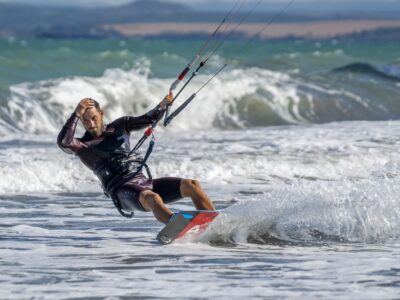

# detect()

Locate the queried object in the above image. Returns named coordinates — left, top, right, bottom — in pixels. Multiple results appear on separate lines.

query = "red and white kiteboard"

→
left=156, top=210, right=220, bottom=245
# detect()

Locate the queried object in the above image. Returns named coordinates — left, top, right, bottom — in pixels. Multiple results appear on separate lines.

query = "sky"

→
left=0, top=0, right=397, bottom=7
left=0, top=0, right=398, bottom=14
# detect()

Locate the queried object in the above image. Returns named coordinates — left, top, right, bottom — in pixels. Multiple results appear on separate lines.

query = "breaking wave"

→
left=0, top=63, right=399, bottom=135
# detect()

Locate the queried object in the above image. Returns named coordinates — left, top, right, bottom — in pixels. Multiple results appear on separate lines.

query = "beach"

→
left=103, top=20, right=400, bottom=38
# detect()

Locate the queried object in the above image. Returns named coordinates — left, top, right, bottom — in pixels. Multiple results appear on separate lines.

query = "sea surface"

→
left=0, top=37, right=400, bottom=299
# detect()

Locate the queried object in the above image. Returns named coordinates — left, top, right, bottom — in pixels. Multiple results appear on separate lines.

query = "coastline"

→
left=102, top=20, right=400, bottom=39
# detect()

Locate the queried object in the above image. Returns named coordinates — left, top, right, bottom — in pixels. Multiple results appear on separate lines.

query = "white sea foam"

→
left=0, top=121, right=399, bottom=196
left=0, top=135, right=96, bottom=193
left=1, top=65, right=382, bottom=135
left=204, top=176, right=400, bottom=244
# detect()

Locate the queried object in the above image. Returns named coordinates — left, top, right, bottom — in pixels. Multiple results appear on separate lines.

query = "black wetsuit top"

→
left=57, top=105, right=166, bottom=194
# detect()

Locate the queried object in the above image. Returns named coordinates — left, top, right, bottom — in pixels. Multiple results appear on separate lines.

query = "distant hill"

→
left=118, top=0, right=191, bottom=13
left=0, top=0, right=399, bottom=39
left=0, top=0, right=284, bottom=38
left=0, top=0, right=194, bottom=37
left=0, top=1, right=188, bottom=28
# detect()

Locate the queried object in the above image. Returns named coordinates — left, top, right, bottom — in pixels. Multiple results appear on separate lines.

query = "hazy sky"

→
left=0, top=0, right=396, bottom=7
left=0, top=0, right=398, bottom=14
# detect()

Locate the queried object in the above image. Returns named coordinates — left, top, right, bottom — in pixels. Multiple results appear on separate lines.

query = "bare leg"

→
left=180, top=179, right=215, bottom=211
left=139, top=190, right=172, bottom=224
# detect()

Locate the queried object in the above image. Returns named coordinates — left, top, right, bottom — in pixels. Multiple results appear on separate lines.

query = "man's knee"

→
left=181, top=179, right=201, bottom=192
left=139, top=190, right=163, bottom=211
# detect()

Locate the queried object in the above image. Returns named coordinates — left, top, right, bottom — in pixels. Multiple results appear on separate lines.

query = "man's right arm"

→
left=57, top=113, right=84, bottom=154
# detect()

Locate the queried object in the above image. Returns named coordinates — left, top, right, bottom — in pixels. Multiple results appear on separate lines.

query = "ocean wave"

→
left=333, top=62, right=400, bottom=81
left=1, top=120, right=399, bottom=194
left=0, top=139, right=95, bottom=194
left=0, top=65, right=399, bottom=135
left=203, top=176, right=400, bottom=245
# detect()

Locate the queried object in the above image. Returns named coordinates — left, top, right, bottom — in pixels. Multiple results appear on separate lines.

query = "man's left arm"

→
left=122, top=94, right=173, bottom=132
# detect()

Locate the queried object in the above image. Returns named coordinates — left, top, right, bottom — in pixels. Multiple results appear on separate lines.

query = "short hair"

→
left=81, top=97, right=102, bottom=112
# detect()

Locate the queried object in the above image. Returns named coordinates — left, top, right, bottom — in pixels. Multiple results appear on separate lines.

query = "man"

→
left=57, top=96, right=215, bottom=224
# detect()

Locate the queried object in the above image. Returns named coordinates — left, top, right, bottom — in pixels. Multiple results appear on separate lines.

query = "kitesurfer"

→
left=57, top=96, right=215, bottom=224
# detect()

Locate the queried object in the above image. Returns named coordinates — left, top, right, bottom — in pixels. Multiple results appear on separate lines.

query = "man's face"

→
left=81, top=107, right=104, bottom=137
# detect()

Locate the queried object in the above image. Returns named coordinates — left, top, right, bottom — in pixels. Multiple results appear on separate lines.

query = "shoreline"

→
left=103, top=20, right=400, bottom=39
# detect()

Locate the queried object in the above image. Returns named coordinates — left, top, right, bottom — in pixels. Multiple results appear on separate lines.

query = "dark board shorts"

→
left=114, top=173, right=183, bottom=212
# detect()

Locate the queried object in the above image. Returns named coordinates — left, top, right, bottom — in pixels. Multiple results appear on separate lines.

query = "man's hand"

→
left=75, top=98, right=95, bottom=118
left=159, top=92, right=174, bottom=110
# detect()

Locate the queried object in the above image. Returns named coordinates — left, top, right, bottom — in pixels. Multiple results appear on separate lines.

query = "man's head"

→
left=80, top=98, right=104, bottom=137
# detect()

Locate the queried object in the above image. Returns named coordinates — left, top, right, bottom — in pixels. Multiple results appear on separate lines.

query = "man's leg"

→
left=180, top=179, right=215, bottom=210
left=139, top=190, right=173, bottom=224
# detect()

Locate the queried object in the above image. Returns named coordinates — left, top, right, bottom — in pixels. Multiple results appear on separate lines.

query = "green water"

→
left=0, top=38, right=399, bottom=90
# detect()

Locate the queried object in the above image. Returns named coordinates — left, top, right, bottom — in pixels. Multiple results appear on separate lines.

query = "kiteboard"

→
left=157, top=210, right=220, bottom=245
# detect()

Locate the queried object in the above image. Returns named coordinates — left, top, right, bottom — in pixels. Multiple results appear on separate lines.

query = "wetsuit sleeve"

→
left=57, top=113, right=85, bottom=154
left=115, top=104, right=166, bottom=132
